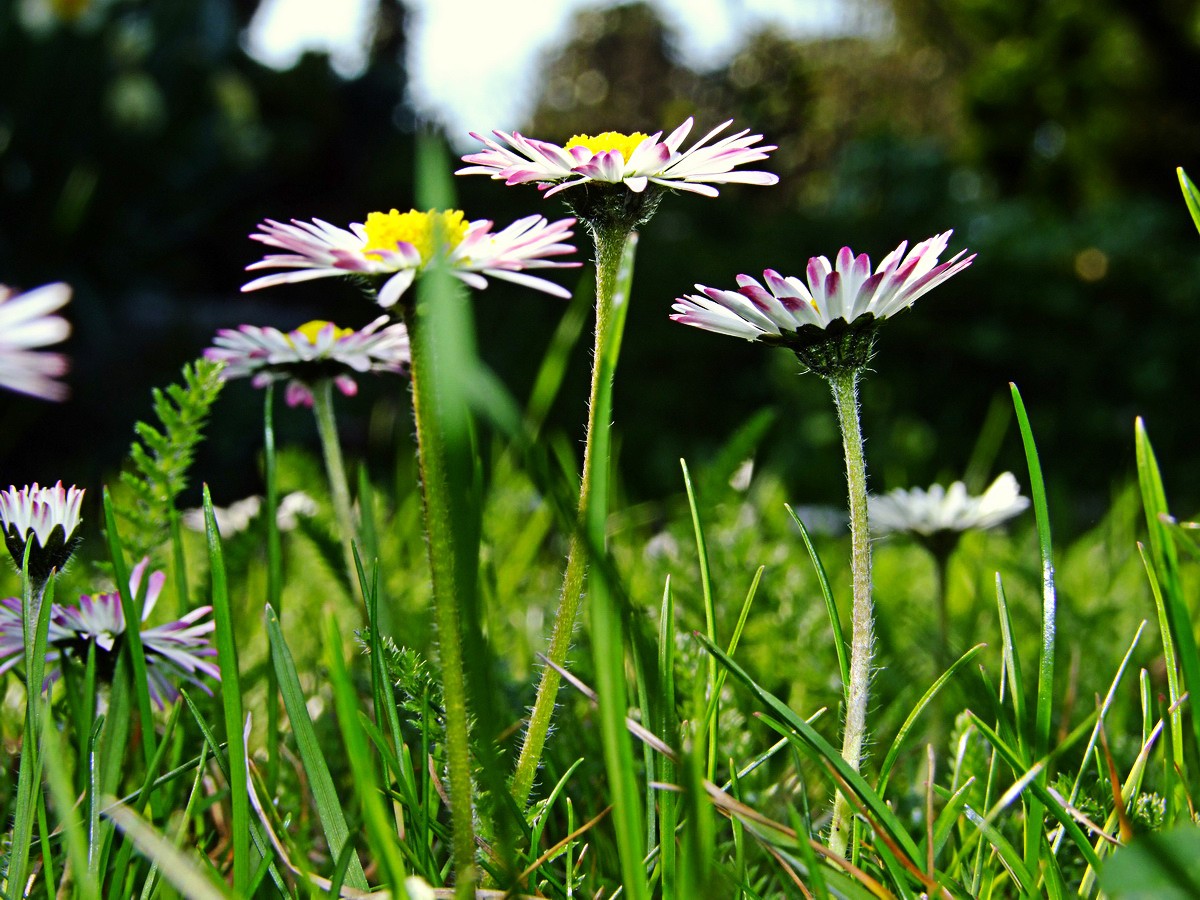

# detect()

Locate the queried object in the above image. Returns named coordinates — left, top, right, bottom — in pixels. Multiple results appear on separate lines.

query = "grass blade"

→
left=1135, top=418, right=1200, bottom=771
left=681, top=458, right=719, bottom=781
left=265, top=603, right=369, bottom=890
left=202, top=484, right=250, bottom=892
left=876, top=643, right=986, bottom=794
left=1009, top=383, right=1058, bottom=867
left=786, top=504, right=849, bottom=694
left=324, top=613, right=410, bottom=892
left=1179, top=167, right=1200, bottom=235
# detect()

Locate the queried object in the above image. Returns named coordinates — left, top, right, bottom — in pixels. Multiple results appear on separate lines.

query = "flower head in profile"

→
left=458, top=117, right=778, bottom=230
left=0, top=558, right=219, bottom=707
left=672, top=232, right=975, bottom=376
left=869, top=472, right=1030, bottom=550
left=0, top=482, right=85, bottom=582
left=205, top=316, right=410, bottom=407
left=242, top=209, right=579, bottom=308
left=0, top=282, right=71, bottom=401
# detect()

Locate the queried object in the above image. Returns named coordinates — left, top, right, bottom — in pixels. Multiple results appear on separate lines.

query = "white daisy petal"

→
left=0, top=283, right=72, bottom=401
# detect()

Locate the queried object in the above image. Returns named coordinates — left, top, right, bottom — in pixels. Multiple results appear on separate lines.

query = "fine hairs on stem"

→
left=510, top=224, right=636, bottom=810
left=827, top=368, right=874, bottom=857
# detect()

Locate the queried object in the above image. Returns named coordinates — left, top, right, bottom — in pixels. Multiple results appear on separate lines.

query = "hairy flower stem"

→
left=510, top=224, right=633, bottom=810
left=311, top=380, right=360, bottom=598
left=404, top=306, right=478, bottom=895
left=828, top=369, right=874, bottom=858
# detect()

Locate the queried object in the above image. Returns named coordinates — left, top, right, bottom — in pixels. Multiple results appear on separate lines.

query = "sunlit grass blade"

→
left=993, top=574, right=1027, bottom=744
left=202, top=484, right=250, bottom=892
left=1135, top=417, right=1200, bottom=769
left=655, top=577, right=679, bottom=896
left=1061, top=622, right=1146, bottom=840
left=966, top=712, right=1102, bottom=872
left=104, top=799, right=232, bottom=900
left=324, top=613, right=409, bottom=892
left=1179, top=167, right=1200, bottom=234
left=786, top=504, right=849, bottom=693
left=409, top=132, right=493, bottom=893
left=103, top=488, right=158, bottom=770
left=1009, top=382, right=1058, bottom=868
left=699, top=566, right=764, bottom=767
left=265, top=603, right=369, bottom=890
left=696, top=634, right=923, bottom=863
left=876, top=643, right=985, bottom=794
left=40, top=657, right=97, bottom=900
left=578, top=230, right=649, bottom=899
left=8, top=546, right=54, bottom=900
left=681, top=458, right=719, bottom=781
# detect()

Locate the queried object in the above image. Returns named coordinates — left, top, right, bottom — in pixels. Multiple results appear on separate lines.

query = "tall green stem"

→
left=311, top=379, right=359, bottom=596
left=404, top=305, right=478, bottom=896
left=827, top=369, right=874, bottom=858
left=510, top=225, right=634, bottom=810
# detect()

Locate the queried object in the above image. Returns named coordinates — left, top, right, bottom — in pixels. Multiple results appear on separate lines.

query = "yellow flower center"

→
left=362, top=209, right=469, bottom=263
left=291, top=321, right=352, bottom=345
left=565, top=131, right=650, bottom=163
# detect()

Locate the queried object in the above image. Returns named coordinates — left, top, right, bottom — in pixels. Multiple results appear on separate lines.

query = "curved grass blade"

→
left=103, top=488, right=158, bottom=770
left=1179, top=167, right=1200, bottom=235
left=1009, top=383, right=1058, bottom=867
left=786, top=504, right=849, bottom=693
left=202, top=485, right=251, bottom=892
left=876, top=643, right=986, bottom=795
left=104, top=799, right=232, bottom=900
left=325, top=614, right=410, bottom=892
left=681, top=458, right=719, bottom=781
left=966, top=712, right=1102, bottom=872
left=696, top=634, right=923, bottom=863
left=1135, top=418, right=1200, bottom=770
left=265, top=604, right=369, bottom=890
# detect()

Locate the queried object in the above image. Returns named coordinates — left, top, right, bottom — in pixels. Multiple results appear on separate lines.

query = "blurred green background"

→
left=3, top=0, right=1199, bottom=534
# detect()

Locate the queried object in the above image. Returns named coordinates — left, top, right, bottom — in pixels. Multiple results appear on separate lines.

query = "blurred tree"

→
left=888, top=0, right=1200, bottom=203
left=0, top=0, right=419, bottom=493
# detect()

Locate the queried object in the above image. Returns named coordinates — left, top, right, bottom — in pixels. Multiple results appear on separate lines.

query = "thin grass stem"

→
left=311, top=377, right=360, bottom=595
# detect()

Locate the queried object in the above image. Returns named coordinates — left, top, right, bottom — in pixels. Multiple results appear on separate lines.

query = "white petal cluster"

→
left=205, top=316, right=410, bottom=407
left=672, top=232, right=974, bottom=343
left=869, top=473, right=1030, bottom=537
left=458, top=117, right=778, bottom=199
left=241, top=212, right=579, bottom=307
left=0, top=482, right=85, bottom=548
left=0, top=283, right=71, bottom=401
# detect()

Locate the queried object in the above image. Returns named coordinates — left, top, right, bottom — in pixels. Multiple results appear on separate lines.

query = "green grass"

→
left=3, top=159, right=1200, bottom=900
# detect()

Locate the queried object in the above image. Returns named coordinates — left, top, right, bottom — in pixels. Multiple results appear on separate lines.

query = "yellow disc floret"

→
left=291, top=320, right=353, bottom=346
left=362, top=209, right=469, bottom=263
left=565, top=131, right=650, bottom=163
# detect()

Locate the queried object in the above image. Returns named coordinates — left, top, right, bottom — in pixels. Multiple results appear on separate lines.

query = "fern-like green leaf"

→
left=110, top=358, right=225, bottom=568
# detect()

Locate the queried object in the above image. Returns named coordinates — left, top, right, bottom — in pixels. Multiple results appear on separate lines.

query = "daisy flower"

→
left=457, top=117, right=779, bottom=200
left=0, top=282, right=71, bottom=401
left=671, top=231, right=975, bottom=375
left=241, top=209, right=579, bottom=308
left=869, top=473, right=1030, bottom=539
left=0, top=482, right=86, bottom=582
left=205, top=316, right=410, bottom=407
left=180, top=491, right=317, bottom=536
left=0, top=558, right=219, bottom=707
